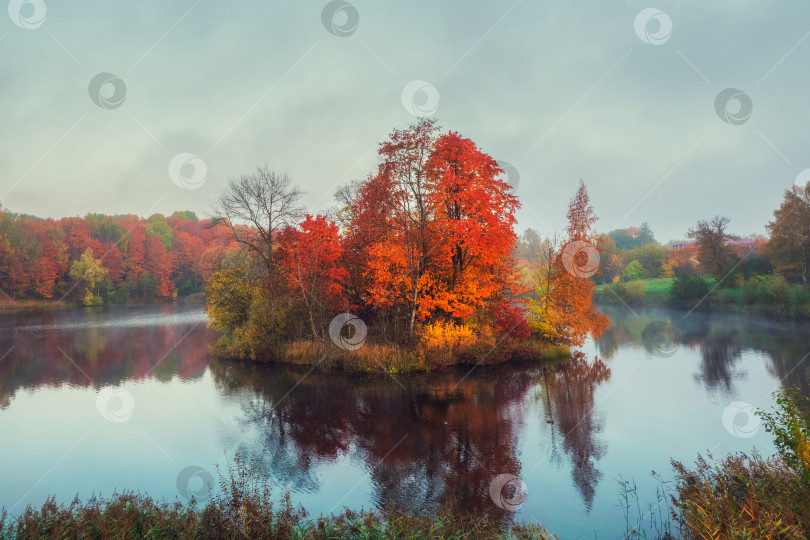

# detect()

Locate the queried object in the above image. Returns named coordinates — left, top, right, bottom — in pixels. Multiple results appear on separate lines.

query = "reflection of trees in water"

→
left=538, top=354, right=611, bottom=510
left=210, top=361, right=561, bottom=520
left=211, top=363, right=334, bottom=494
left=211, top=355, right=615, bottom=519
left=694, top=331, right=745, bottom=392
left=756, top=327, right=810, bottom=397
left=0, top=307, right=212, bottom=409
left=596, top=307, right=810, bottom=396
left=594, top=327, right=621, bottom=360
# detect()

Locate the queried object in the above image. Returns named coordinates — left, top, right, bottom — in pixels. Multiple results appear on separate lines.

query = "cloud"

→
left=1, top=0, right=808, bottom=242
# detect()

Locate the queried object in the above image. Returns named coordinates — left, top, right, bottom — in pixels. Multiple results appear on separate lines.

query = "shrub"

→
left=595, top=281, right=654, bottom=306
left=493, top=301, right=532, bottom=340
left=610, top=281, right=626, bottom=296
left=712, top=288, right=739, bottom=305
left=669, top=272, right=709, bottom=306
left=672, top=452, right=810, bottom=539
left=281, top=340, right=429, bottom=373
left=743, top=275, right=763, bottom=303
left=605, top=281, right=626, bottom=299
left=742, top=275, right=810, bottom=308
left=421, top=320, right=476, bottom=349
left=177, top=278, right=197, bottom=296
left=672, top=388, right=810, bottom=538
left=759, top=274, right=790, bottom=305
left=211, top=297, right=289, bottom=362
left=624, top=280, right=646, bottom=303
left=759, top=389, right=810, bottom=487
left=420, top=320, right=479, bottom=367
left=789, top=284, right=810, bottom=306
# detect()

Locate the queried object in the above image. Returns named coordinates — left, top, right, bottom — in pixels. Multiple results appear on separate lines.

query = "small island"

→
left=204, top=119, right=607, bottom=372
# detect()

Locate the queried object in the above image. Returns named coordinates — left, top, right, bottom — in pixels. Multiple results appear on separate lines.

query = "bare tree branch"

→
left=211, top=166, right=304, bottom=306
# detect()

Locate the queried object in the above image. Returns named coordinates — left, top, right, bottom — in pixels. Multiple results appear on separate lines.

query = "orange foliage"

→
left=354, top=120, right=523, bottom=340
left=530, top=182, right=609, bottom=346
left=278, top=214, right=348, bottom=338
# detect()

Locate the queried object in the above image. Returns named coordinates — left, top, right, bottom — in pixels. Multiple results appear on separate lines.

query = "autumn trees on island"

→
left=0, top=119, right=609, bottom=368
left=205, top=119, right=608, bottom=367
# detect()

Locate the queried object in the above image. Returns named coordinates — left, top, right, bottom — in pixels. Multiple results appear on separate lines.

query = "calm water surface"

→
left=1, top=303, right=808, bottom=538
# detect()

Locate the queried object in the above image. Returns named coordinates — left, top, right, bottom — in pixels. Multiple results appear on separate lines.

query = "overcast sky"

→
left=1, top=1, right=808, bottom=242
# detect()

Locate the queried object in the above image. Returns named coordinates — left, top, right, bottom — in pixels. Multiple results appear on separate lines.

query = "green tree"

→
left=205, top=249, right=287, bottom=360
left=624, top=243, right=667, bottom=278
left=170, top=210, right=199, bottom=222
left=528, top=236, right=565, bottom=342
left=609, top=228, right=638, bottom=250
left=609, top=224, right=655, bottom=250
left=84, top=214, right=127, bottom=245
left=623, top=260, right=644, bottom=281
left=145, top=214, right=174, bottom=250
left=69, top=248, right=108, bottom=306
left=637, top=222, right=656, bottom=245
left=136, top=273, right=158, bottom=302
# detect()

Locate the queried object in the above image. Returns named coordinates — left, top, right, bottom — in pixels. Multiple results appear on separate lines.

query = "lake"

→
left=1, top=303, right=807, bottom=538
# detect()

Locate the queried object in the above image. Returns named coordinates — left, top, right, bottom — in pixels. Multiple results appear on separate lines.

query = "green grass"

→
left=637, top=278, right=674, bottom=296
left=596, top=277, right=730, bottom=298
left=596, top=278, right=721, bottom=296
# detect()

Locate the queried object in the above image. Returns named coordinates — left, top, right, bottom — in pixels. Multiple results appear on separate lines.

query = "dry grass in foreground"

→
left=672, top=452, right=810, bottom=539
left=0, top=455, right=554, bottom=540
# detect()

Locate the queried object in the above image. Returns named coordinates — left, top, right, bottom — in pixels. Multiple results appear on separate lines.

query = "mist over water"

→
left=0, top=304, right=806, bottom=538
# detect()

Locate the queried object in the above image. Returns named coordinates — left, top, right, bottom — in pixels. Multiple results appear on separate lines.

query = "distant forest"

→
left=0, top=208, right=236, bottom=305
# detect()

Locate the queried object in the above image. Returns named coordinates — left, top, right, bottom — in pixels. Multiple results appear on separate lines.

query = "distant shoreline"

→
left=0, top=293, right=205, bottom=313
left=594, top=277, right=810, bottom=320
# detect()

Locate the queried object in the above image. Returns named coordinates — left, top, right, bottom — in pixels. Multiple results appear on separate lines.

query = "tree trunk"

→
left=408, top=272, right=419, bottom=343
left=294, top=251, right=319, bottom=340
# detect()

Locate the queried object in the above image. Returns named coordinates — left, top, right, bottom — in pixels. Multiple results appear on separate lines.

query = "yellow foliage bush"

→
left=420, top=321, right=477, bottom=351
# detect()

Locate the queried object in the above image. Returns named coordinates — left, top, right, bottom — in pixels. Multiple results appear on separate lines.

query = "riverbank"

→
left=216, top=336, right=572, bottom=374
left=594, top=278, right=810, bottom=319
left=0, top=299, right=71, bottom=312
left=0, top=293, right=206, bottom=313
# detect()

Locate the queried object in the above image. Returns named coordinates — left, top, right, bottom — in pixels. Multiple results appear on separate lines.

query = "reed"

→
left=0, top=454, right=554, bottom=539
